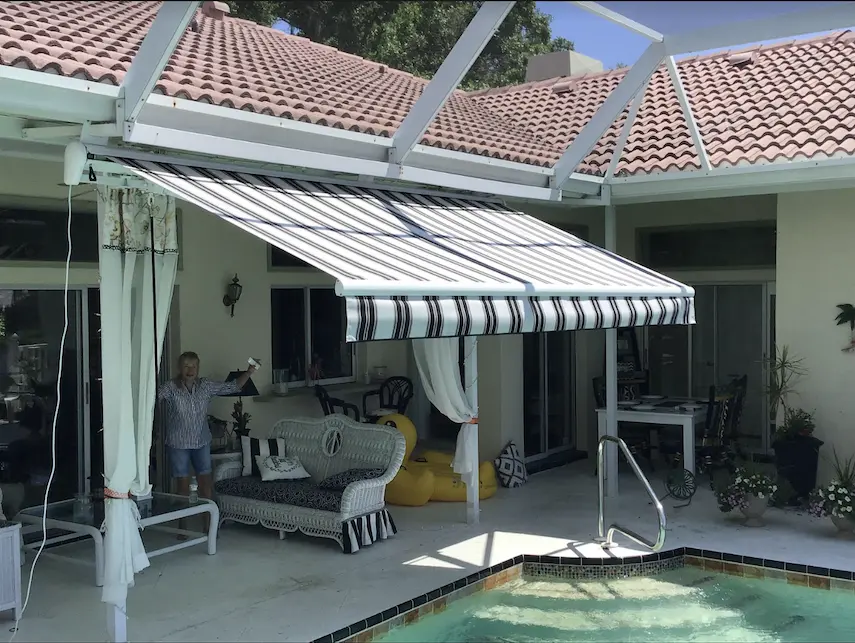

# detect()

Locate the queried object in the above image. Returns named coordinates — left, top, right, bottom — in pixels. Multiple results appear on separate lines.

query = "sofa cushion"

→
left=318, top=468, right=385, bottom=491
left=215, top=476, right=343, bottom=512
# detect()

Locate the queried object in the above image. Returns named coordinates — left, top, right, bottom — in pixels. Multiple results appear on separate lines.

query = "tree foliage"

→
left=228, top=1, right=574, bottom=89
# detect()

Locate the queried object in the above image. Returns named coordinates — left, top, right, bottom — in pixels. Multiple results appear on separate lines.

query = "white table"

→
left=596, top=398, right=706, bottom=484
left=15, top=492, right=219, bottom=587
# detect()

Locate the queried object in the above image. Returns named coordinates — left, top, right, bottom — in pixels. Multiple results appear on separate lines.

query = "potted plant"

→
left=716, top=466, right=778, bottom=527
left=765, top=346, right=823, bottom=503
left=807, top=450, right=855, bottom=537
left=773, top=408, right=823, bottom=502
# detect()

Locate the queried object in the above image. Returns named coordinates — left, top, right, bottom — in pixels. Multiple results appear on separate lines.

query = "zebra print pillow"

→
left=240, top=435, right=287, bottom=477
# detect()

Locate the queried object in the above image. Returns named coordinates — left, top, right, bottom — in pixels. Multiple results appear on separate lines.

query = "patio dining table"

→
left=596, top=396, right=708, bottom=474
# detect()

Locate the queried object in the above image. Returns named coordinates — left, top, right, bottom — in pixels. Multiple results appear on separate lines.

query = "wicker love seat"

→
left=213, top=415, right=405, bottom=553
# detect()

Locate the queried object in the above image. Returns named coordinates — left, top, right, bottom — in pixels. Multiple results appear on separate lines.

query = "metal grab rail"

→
left=596, top=435, right=667, bottom=552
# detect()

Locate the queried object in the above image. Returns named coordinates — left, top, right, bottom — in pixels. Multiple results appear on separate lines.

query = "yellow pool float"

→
left=380, top=414, right=435, bottom=507
left=377, top=414, right=498, bottom=504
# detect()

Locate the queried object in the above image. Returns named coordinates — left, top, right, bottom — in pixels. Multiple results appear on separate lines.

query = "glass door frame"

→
left=524, top=331, right=575, bottom=464
left=642, top=279, right=776, bottom=454
left=0, top=284, right=93, bottom=495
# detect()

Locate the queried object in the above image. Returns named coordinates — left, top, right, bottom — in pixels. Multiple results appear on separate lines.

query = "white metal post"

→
left=120, top=1, right=201, bottom=126
left=107, top=602, right=127, bottom=643
left=463, top=335, right=480, bottom=524
left=390, top=0, right=515, bottom=166
left=604, top=204, right=619, bottom=497
left=665, top=56, right=710, bottom=171
left=551, top=41, right=666, bottom=189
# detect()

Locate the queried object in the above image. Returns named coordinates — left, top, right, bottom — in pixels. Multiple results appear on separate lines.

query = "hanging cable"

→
left=9, top=186, right=73, bottom=640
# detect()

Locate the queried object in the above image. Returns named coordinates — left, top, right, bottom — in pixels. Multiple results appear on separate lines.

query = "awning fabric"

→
left=115, top=157, right=696, bottom=342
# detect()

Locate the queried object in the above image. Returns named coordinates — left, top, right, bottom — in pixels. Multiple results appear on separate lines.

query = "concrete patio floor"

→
left=4, top=460, right=853, bottom=642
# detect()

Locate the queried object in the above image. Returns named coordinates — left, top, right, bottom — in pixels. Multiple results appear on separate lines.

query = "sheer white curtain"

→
left=96, top=187, right=178, bottom=612
left=412, top=337, right=479, bottom=511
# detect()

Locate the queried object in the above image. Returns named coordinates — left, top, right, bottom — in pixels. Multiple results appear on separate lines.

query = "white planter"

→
left=0, top=521, right=22, bottom=620
left=740, top=494, right=768, bottom=527
left=831, top=515, right=855, bottom=538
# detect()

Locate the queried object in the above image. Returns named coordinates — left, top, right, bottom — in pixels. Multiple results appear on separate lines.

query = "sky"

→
left=273, top=2, right=853, bottom=72
left=537, top=1, right=848, bottom=69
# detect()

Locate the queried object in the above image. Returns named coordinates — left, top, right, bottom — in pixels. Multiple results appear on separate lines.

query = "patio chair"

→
left=315, top=385, right=361, bottom=422
left=362, top=376, right=413, bottom=419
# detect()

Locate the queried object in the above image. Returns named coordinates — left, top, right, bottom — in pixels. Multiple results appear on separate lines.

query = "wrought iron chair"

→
left=362, top=376, right=413, bottom=419
left=315, top=385, right=361, bottom=422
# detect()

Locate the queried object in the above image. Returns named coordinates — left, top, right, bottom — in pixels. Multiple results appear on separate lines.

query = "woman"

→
left=157, top=351, right=257, bottom=503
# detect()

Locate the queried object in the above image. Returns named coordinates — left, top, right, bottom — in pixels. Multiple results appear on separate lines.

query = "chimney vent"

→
left=201, top=1, right=231, bottom=21
left=525, top=50, right=603, bottom=83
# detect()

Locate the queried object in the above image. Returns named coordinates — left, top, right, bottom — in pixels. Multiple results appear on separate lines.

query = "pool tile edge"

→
left=318, top=547, right=855, bottom=643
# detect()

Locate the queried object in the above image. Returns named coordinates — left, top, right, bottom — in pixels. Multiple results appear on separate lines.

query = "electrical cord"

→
left=9, top=185, right=73, bottom=640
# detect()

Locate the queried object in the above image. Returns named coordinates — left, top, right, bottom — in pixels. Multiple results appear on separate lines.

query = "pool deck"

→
left=5, top=461, right=854, bottom=642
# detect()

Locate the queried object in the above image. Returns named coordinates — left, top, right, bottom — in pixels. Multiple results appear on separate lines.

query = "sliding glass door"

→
left=523, top=331, right=574, bottom=461
left=0, top=288, right=87, bottom=511
left=646, top=282, right=773, bottom=452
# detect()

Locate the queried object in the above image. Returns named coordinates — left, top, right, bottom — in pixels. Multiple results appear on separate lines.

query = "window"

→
left=270, top=287, right=354, bottom=387
left=637, top=222, right=776, bottom=270
left=269, top=246, right=311, bottom=269
left=0, top=207, right=98, bottom=262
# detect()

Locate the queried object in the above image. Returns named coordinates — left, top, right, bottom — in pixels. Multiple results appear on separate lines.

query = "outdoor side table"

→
left=15, top=493, right=219, bottom=587
left=0, top=520, right=22, bottom=621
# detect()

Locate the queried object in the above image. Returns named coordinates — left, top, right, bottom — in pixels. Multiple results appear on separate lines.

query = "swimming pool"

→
left=375, top=565, right=854, bottom=642
left=313, top=550, right=855, bottom=643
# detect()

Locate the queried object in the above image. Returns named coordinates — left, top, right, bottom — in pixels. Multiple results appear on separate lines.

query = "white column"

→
left=107, top=603, right=127, bottom=643
left=604, top=205, right=619, bottom=497
left=463, top=335, right=480, bottom=524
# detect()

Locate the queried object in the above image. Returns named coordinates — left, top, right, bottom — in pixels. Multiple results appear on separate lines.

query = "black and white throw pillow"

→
left=494, top=441, right=527, bottom=488
left=241, top=436, right=286, bottom=477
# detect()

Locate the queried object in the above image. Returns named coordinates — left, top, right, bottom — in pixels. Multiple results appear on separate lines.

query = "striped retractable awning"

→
left=114, top=158, right=695, bottom=342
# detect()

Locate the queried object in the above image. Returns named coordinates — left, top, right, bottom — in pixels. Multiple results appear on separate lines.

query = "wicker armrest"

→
left=340, top=445, right=404, bottom=518
left=214, top=460, right=243, bottom=483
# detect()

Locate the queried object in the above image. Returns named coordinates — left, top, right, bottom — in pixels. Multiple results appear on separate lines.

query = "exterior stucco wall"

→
left=776, top=189, right=855, bottom=482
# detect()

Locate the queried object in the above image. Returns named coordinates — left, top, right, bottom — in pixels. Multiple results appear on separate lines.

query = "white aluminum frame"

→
left=390, top=0, right=515, bottom=165
left=551, top=41, right=667, bottom=190
left=120, top=1, right=201, bottom=126
left=664, top=2, right=855, bottom=56
left=604, top=77, right=649, bottom=180
left=665, top=56, right=710, bottom=171
left=4, top=1, right=855, bottom=209
left=570, top=2, right=663, bottom=41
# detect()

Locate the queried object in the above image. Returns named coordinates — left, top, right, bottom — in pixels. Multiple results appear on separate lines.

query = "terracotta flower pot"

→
left=831, top=515, right=855, bottom=538
left=740, top=494, right=768, bottom=527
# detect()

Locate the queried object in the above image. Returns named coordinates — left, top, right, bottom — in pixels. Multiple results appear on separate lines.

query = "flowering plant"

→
left=716, top=467, right=778, bottom=513
left=808, top=450, right=855, bottom=521
left=808, top=481, right=854, bottom=520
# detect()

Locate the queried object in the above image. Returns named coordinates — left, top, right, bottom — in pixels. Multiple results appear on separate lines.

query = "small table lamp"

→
left=220, top=371, right=260, bottom=442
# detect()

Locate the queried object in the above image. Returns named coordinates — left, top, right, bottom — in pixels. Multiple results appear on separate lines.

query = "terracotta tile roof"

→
left=1, top=1, right=855, bottom=176
left=0, top=0, right=564, bottom=167
left=470, top=30, right=855, bottom=175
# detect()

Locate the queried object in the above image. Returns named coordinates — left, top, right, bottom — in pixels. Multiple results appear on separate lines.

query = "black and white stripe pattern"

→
left=115, top=158, right=696, bottom=342
left=342, top=509, right=397, bottom=554
left=240, top=436, right=286, bottom=477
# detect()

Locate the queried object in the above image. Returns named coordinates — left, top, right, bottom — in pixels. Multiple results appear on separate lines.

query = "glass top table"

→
left=18, top=492, right=206, bottom=527
left=16, top=492, right=219, bottom=587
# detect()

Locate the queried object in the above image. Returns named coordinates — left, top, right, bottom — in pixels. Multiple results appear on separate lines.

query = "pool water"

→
left=376, top=566, right=855, bottom=642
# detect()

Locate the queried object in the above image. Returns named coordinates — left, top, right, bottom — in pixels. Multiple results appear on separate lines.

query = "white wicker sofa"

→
left=213, top=415, right=405, bottom=553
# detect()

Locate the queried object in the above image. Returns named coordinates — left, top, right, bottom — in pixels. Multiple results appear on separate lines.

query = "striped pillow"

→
left=241, top=436, right=287, bottom=477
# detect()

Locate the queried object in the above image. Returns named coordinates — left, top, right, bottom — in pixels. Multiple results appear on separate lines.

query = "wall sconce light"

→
left=223, top=274, right=243, bottom=317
